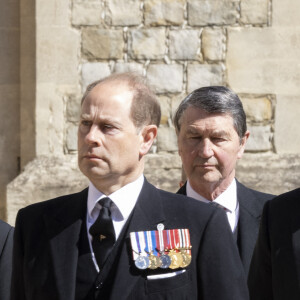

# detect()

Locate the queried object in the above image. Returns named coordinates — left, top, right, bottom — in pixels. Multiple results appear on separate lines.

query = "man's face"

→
left=78, top=81, right=144, bottom=191
left=177, top=107, right=248, bottom=193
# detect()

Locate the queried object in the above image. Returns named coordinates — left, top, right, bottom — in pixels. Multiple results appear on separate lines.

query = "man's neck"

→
left=189, top=177, right=235, bottom=201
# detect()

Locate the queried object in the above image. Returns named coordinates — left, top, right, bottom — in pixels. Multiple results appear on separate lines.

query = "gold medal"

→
left=180, top=250, right=192, bottom=268
left=168, top=249, right=183, bottom=269
left=148, top=253, right=161, bottom=269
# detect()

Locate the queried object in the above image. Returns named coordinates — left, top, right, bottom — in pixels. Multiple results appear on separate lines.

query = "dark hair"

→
left=81, top=72, right=161, bottom=128
left=173, top=86, right=247, bottom=140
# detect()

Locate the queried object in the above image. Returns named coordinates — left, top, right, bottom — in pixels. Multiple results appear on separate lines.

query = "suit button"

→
left=95, top=282, right=103, bottom=289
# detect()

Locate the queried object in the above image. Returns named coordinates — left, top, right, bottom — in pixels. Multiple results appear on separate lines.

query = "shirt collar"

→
left=186, top=179, right=237, bottom=213
left=87, top=175, right=144, bottom=221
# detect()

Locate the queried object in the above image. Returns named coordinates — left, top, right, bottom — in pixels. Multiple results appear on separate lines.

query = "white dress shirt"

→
left=186, top=179, right=239, bottom=232
left=86, top=175, right=144, bottom=271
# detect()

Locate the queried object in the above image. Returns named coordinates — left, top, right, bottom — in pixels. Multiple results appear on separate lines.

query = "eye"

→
left=80, top=120, right=92, bottom=127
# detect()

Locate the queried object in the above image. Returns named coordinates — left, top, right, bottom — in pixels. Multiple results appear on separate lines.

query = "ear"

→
left=139, top=125, right=158, bottom=157
left=237, top=130, right=250, bottom=159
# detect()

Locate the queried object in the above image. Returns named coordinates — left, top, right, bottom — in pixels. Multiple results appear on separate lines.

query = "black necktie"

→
left=89, top=197, right=116, bottom=269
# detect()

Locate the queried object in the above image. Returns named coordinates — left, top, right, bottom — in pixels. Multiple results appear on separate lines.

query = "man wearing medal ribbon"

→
left=174, top=86, right=274, bottom=276
left=11, top=73, right=248, bottom=300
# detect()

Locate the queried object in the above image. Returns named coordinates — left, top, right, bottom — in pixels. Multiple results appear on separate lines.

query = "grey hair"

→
left=173, top=86, right=247, bottom=140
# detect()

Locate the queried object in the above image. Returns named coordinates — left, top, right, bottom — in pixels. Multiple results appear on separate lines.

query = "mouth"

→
left=84, top=154, right=102, bottom=160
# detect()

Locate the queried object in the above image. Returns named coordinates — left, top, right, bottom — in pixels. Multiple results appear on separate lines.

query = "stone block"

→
left=72, top=2, right=102, bottom=26
left=188, top=0, right=239, bottom=26
left=144, top=0, right=185, bottom=26
left=171, top=93, right=187, bottom=120
left=81, top=62, right=111, bottom=91
left=66, top=123, right=78, bottom=152
left=6, top=156, right=89, bottom=225
left=240, top=0, right=269, bottom=24
left=37, top=27, right=80, bottom=84
left=82, top=29, right=124, bottom=60
left=275, top=95, right=300, bottom=153
left=128, top=28, right=166, bottom=60
left=202, top=28, right=225, bottom=61
left=66, top=95, right=81, bottom=122
left=240, top=96, right=272, bottom=123
left=36, top=83, right=65, bottom=156
left=106, top=0, right=142, bottom=26
left=246, top=125, right=273, bottom=152
left=36, top=0, right=70, bottom=26
left=169, top=30, right=200, bottom=60
left=236, top=153, right=300, bottom=195
left=157, top=126, right=178, bottom=152
left=113, top=62, right=144, bottom=75
left=227, top=27, right=300, bottom=95
left=147, top=64, right=183, bottom=93
left=187, top=64, right=223, bottom=93
left=157, top=95, right=171, bottom=125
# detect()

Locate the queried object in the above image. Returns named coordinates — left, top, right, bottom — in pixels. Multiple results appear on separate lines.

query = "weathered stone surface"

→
left=6, top=156, right=88, bottom=225
left=37, top=27, right=80, bottom=84
left=106, top=0, right=142, bottom=26
left=72, top=2, right=102, bottom=26
left=81, top=62, right=111, bottom=91
left=0, top=85, right=19, bottom=219
left=275, top=95, right=300, bottom=153
left=171, top=93, right=187, bottom=119
left=188, top=0, right=239, bottom=26
left=227, top=27, right=300, bottom=95
left=187, top=64, right=223, bottom=93
left=66, top=95, right=81, bottom=122
left=36, top=0, right=69, bottom=26
left=157, top=126, right=178, bottom=152
left=202, top=28, right=225, bottom=61
left=113, top=62, right=144, bottom=74
left=157, top=95, right=171, bottom=125
left=66, top=123, right=78, bottom=152
left=240, top=96, right=272, bottom=123
left=169, top=30, right=200, bottom=60
left=240, top=0, right=269, bottom=24
left=236, top=153, right=300, bottom=195
left=144, top=0, right=185, bottom=26
left=82, top=29, right=124, bottom=59
left=246, top=125, right=273, bottom=152
left=147, top=64, right=183, bottom=93
left=128, top=28, right=166, bottom=60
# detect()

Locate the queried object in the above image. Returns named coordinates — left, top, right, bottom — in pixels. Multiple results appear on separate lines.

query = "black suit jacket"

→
left=248, top=188, right=300, bottom=300
left=0, top=220, right=14, bottom=300
left=12, top=179, right=249, bottom=300
left=177, top=180, right=274, bottom=276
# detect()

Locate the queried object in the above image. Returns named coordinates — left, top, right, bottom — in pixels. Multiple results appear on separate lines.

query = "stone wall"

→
left=4, top=0, right=300, bottom=225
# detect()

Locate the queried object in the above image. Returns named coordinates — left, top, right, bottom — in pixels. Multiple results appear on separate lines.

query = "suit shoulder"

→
left=17, top=188, right=88, bottom=219
left=0, top=220, right=12, bottom=233
left=269, top=188, right=300, bottom=211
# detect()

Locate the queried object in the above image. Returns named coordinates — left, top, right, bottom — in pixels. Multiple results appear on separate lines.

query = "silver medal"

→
left=134, top=255, right=150, bottom=270
left=159, top=253, right=171, bottom=268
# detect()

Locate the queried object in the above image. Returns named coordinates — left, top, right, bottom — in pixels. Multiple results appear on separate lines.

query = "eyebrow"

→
left=80, top=114, right=122, bottom=127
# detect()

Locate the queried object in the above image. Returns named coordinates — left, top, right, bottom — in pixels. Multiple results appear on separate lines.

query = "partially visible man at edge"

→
left=0, top=220, right=13, bottom=300
left=174, top=86, right=274, bottom=276
left=11, top=74, right=248, bottom=300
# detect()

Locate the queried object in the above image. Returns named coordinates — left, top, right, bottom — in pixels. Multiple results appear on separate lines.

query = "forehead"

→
left=180, top=106, right=235, bottom=130
left=82, top=81, right=133, bottom=113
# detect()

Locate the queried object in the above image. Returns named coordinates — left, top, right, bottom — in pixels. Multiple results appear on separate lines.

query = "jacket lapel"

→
left=236, top=182, right=261, bottom=273
left=100, top=179, right=166, bottom=299
left=43, top=189, right=88, bottom=300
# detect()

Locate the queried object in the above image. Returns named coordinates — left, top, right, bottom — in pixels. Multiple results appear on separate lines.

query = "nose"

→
left=198, top=138, right=214, bottom=158
left=84, top=125, right=101, bottom=146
